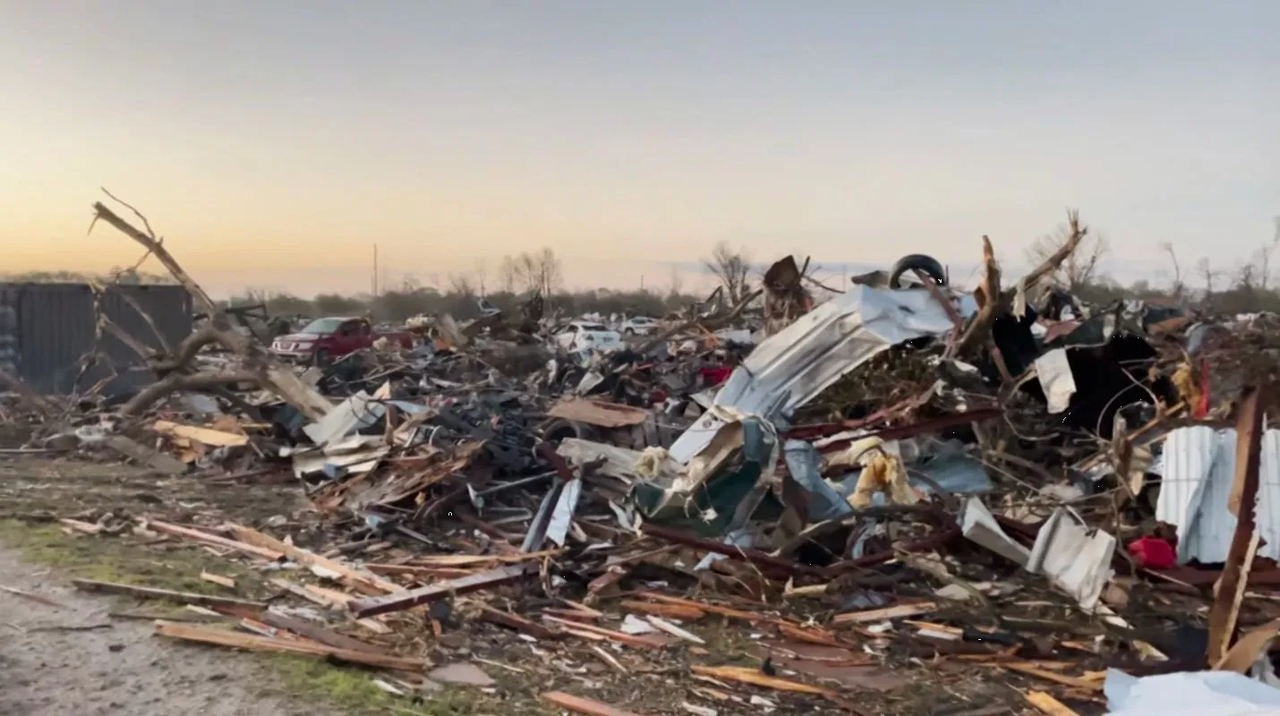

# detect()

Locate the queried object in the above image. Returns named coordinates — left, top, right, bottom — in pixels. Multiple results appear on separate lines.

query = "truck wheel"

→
left=312, top=349, right=331, bottom=367
left=888, top=254, right=947, bottom=289
left=624, top=328, right=635, bottom=336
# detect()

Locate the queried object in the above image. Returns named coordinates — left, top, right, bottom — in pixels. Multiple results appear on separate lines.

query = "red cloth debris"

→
left=1128, top=536, right=1176, bottom=570
left=700, top=366, right=732, bottom=386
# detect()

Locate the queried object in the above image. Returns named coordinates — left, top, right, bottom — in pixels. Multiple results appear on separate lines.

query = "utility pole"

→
left=372, top=244, right=379, bottom=297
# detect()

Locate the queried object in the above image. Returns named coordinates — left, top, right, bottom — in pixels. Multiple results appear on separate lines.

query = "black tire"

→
left=311, top=349, right=331, bottom=367
left=888, top=254, right=947, bottom=289
left=624, top=328, right=635, bottom=336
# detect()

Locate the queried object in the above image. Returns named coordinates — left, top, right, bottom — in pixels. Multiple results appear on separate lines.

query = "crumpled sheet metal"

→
left=666, top=285, right=957, bottom=463
left=1155, top=426, right=1280, bottom=564
left=1104, top=668, right=1280, bottom=716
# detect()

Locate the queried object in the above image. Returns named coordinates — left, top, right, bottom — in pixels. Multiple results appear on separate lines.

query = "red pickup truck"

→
left=270, top=317, right=414, bottom=364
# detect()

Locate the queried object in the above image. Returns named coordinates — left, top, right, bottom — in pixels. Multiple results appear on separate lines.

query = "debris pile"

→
left=7, top=198, right=1280, bottom=714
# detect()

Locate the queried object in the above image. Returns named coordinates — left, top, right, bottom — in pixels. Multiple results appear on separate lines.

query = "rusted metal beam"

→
left=1208, top=386, right=1265, bottom=666
left=348, top=565, right=530, bottom=619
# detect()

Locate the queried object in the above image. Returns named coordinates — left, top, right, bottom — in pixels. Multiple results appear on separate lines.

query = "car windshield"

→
left=580, top=324, right=610, bottom=332
left=300, top=318, right=346, bottom=334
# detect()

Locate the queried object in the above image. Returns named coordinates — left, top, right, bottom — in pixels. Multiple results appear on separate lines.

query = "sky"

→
left=2, top=1, right=1277, bottom=298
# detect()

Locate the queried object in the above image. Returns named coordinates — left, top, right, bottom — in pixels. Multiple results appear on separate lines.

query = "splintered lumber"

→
left=475, top=605, right=563, bottom=640
left=1000, top=664, right=1104, bottom=692
left=259, top=611, right=385, bottom=654
left=1209, top=386, right=1265, bottom=665
left=542, top=615, right=668, bottom=649
left=832, top=601, right=937, bottom=625
left=349, top=565, right=529, bottom=619
left=226, top=524, right=401, bottom=594
left=690, top=664, right=836, bottom=698
left=71, top=579, right=266, bottom=610
left=619, top=600, right=706, bottom=621
left=271, top=580, right=392, bottom=635
left=1024, top=691, right=1081, bottom=716
left=152, top=420, right=249, bottom=447
left=148, top=520, right=285, bottom=561
left=633, top=591, right=773, bottom=623
left=541, top=691, right=643, bottom=716
left=199, top=572, right=236, bottom=589
left=154, top=621, right=423, bottom=671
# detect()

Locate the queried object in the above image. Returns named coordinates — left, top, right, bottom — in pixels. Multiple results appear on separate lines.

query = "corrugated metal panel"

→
left=1155, top=426, right=1220, bottom=565
left=1156, top=426, right=1280, bottom=564
left=1257, top=429, right=1280, bottom=561
left=0, top=283, right=191, bottom=396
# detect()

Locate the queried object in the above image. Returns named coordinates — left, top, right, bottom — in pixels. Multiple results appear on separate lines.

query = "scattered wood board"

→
left=690, top=664, right=836, bottom=698
left=200, top=572, right=236, bottom=589
left=152, top=420, right=249, bottom=447
left=227, top=524, right=402, bottom=594
left=619, top=599, right=705, bottom=621
left=1024, top=690, right=1081, bottom=716
left=259, top=611, right=386, bottom=654
left=154, top=621, right=422, bottom=671
left=1001, top=664, right=1104, bottom=692
left=541, top=691, right=643, bottom=716
left=147, top=520, right=284, bottom=561
left=832, top=602, right=937, bottom=625
left=71, top=579, right=265, bottom=611
left=542, top=615, right=668, bottom=649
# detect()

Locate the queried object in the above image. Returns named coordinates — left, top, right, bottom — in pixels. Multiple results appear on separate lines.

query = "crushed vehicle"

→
left=552, top=320, right=623, bottom=353
left=617, top=315, right=661, bottom=336
left=270, top=316, right=414, bottom=364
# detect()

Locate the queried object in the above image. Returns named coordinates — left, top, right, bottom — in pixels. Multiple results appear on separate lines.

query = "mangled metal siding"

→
left=0, top=283, right=192, bottom=395
left=1156, top=425, right=1280, bottom=564
left=667, top=286, right=957, bottom=463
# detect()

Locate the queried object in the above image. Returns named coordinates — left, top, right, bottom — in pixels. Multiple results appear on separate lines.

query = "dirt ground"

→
left=0, top=544, right=322, bottom=716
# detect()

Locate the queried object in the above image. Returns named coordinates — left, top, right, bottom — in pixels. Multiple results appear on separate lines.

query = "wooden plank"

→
left=1210, top=386, right=1266, bottom=665
left=71, top=579, right=265, bottom=611
left=832, top=601, right=937, bottom=625
left=349, top=565, right=528, bottom=619
left=540, top=691, right=643, bottom=716
left=476, top=605, right=562, bottom=640
left=226, top=524, right=402, bottom=594
left=200, top=572, right=236, bottom=589
left=259, top=611, right=385, bottom=654
left=292, top=583, right=392, bottom=635
left=541, top=615, right=667, bottom=649
left=1024, top=690, right=1081, bottom=716
left=152, top=420, right=249, bottom=447
left=1001, top=664, right=1103, bottom=692
left=690, top=664, right=836, bottom=697
left=154, top=621, right=422, bottom=671
left=148, top=520, right=284, bottom=561
left=619, top=599, right=705, bottom=621
left=60, top=518, right=102, bottom=535
left=632, top=591, right=773, bottom=623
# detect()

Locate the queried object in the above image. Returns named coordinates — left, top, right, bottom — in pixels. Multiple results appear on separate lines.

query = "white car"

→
left=618, top=316, right=662, bottom=336
left=554, top=321, right=623, bottom=353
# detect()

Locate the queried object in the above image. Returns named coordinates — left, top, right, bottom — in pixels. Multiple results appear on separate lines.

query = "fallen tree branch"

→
left=91, top=195, right=332, bottom=420
left=122, top=369, right=263, bottom=417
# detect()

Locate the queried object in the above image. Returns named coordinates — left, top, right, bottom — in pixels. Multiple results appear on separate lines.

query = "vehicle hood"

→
left=275, top=332, right=322, bottom=343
